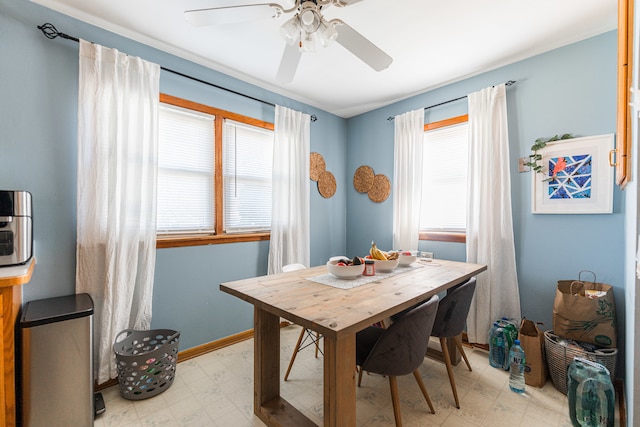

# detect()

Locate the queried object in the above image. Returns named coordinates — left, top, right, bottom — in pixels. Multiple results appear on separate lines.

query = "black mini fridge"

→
left=19, top=293, right=94, bottom=427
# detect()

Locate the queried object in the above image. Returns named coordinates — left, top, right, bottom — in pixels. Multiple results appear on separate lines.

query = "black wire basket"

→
left=113, top=328, right=180, bottom=400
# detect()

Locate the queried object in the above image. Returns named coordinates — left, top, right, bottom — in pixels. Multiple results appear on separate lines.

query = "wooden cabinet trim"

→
left=0, top=258, right=36, bottom=288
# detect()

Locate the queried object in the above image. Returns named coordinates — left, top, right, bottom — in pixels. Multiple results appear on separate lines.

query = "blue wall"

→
left=1, top=0, right=625, bottom=377
left=346, top=32, right=624, bottom=363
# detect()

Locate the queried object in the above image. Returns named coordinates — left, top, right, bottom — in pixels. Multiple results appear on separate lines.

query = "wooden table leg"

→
left=253, top=307, right=322, bottom=427
left=323, top=333, right=356, bottom=427
left=254, top=307, right=280, bottom=421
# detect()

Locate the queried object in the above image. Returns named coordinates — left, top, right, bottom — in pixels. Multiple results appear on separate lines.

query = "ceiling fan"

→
left=184, top=0, right=393, bottom=83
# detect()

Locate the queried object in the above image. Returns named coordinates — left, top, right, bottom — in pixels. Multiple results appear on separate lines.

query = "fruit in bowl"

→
left=365, top=256, right=400, bottom=272
left=368, top=241, right=398, bottom=261
left=397, top=250, right=417, bottom=266
left=366, top=242, right=399, bottom=272
left=326, top=256, right=365, bottom=279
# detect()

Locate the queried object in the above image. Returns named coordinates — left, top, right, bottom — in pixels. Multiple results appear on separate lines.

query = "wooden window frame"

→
left=615, top=0, right=634, bottom=188
left=157, top=93, right=273, bottom=249
left=419, top=114, right=468, bottom=244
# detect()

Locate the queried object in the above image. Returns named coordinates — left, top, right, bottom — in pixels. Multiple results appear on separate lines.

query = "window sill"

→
left=419, top=231, right=466, bottom=243
left=157, top=232, right=270, bottom=249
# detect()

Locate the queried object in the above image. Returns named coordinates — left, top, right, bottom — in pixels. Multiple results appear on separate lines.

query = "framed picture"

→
left=532, top=134, right=614, bottom=214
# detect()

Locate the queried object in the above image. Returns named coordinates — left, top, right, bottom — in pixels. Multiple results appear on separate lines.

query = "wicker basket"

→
left=113, top=328, right=180, bottom=400
left=544, top=330, right=617, bottom=395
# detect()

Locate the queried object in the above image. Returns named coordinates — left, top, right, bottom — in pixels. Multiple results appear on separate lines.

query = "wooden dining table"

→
left=220, top=258, right=487, bottom=427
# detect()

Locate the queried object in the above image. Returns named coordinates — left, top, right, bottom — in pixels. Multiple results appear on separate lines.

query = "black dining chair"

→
left=356, top=295, right=440, bottom=426
left=429, top=277, right=477, bottom=409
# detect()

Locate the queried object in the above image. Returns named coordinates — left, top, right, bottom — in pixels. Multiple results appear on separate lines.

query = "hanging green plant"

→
left=524, top=134, right=574, bottom=181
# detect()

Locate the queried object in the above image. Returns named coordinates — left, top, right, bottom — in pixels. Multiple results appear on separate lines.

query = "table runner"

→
left=307, top=262, right=429, bottom=290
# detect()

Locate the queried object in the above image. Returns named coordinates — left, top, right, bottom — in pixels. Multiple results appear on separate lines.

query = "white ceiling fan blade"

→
left=276, top=43, right=303, bottom=83
left=335, top=21, right=392, bottom=71
left=185, top=4, right=281, bottom=26
left=333, top=0, right=367, bottom=7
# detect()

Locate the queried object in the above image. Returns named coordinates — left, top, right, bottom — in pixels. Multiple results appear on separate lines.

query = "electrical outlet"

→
left=518, top=157, right=530, bottom=173
left=420, top=251, right=434, bottom=260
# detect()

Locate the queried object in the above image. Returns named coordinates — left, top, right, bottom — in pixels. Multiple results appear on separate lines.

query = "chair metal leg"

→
left=439, top=337, right=460, bottom=409
left=284, top=327, right=306, bottom=381
left=388, top=376, right=402, bottom=426
left=412, top=370, right=435, bottom=414
left=453, top=335, right=472, bottom=371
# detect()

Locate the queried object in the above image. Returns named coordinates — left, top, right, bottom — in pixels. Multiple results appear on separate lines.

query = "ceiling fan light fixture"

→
left=280, top=15, right=300, bottom=45
left=299, top=2, right=321, bottom=33
left=300, top=31, right=316, bottom=52
left=318, top=19, right=338, bottom=47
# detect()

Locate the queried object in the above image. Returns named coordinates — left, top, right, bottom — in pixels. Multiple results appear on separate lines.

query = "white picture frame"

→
left=531, top=134, right=614, bottom=214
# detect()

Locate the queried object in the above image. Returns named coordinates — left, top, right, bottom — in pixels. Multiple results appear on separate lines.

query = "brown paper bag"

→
left=518, top=318, right=548, bottom=387
left=552, top=271, right=617, bottom=348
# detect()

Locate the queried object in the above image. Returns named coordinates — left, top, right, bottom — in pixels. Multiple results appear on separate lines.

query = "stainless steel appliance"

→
left=20, top=294, right=95, bottom=427
left=0, top=190, right=32, bottom=266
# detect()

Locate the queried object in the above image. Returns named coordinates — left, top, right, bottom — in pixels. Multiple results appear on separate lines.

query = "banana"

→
left=377, top=246, right=388, bottom=260
left=370, top=241, right=388, bottom=260
left=369, top=241, right=381, bottom=259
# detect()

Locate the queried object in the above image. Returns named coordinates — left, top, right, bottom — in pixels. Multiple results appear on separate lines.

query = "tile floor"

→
left=95, top=325, right=575, bottom=427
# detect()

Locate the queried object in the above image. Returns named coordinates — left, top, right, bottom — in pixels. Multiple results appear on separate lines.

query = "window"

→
left=419, top=115, right=468, bottom=243
left=156, top=94, right=274, bottom=248
left=222, top=120, right=273, bottom=233
left=157, top=104, right=216, bottom=234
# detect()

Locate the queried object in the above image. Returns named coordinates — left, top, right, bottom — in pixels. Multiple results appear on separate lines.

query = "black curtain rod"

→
left=37, top=23, right=318, bottom=122
left=386, top=80, right=516, bottom=121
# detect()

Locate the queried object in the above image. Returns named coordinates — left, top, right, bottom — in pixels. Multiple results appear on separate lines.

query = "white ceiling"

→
left=32, top=0, right=617, bottom=118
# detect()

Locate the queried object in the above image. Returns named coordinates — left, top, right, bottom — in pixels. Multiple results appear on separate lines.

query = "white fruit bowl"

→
left=326, top=260, right=365, bottom=279
left=370, top=257, right=399, bottom=272
left=398, top=251, right=417, bottom=266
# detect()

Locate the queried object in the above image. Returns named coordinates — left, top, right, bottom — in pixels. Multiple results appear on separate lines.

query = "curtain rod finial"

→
left=37, top=23, right=59, bottom=39
left=37, top=22, right=79, bottom=42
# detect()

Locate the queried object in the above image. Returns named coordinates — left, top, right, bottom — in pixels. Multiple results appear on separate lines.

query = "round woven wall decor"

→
left=353, top=165, right=375, bottom=193
left=310, top=152, right=326, bottom=181
left=368, top=174, right=391, bottom=203
left=317, top=170, right=336, bottom=198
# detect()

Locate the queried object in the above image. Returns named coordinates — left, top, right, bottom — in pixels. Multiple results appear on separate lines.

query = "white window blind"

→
left=157, top=104, right=215, bottom=233
left=420, top=122, right=469, bottom=231
left=223, top=120, right=273, bottom=233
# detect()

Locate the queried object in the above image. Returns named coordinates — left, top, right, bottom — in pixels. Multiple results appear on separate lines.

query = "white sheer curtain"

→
left=393, top=108, right=425, bottom=250
left=466, top=84, right=521, bottom=343
left=76, top=40, right=160, bottom=384
left=267, top=105, right=311, bottom=274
